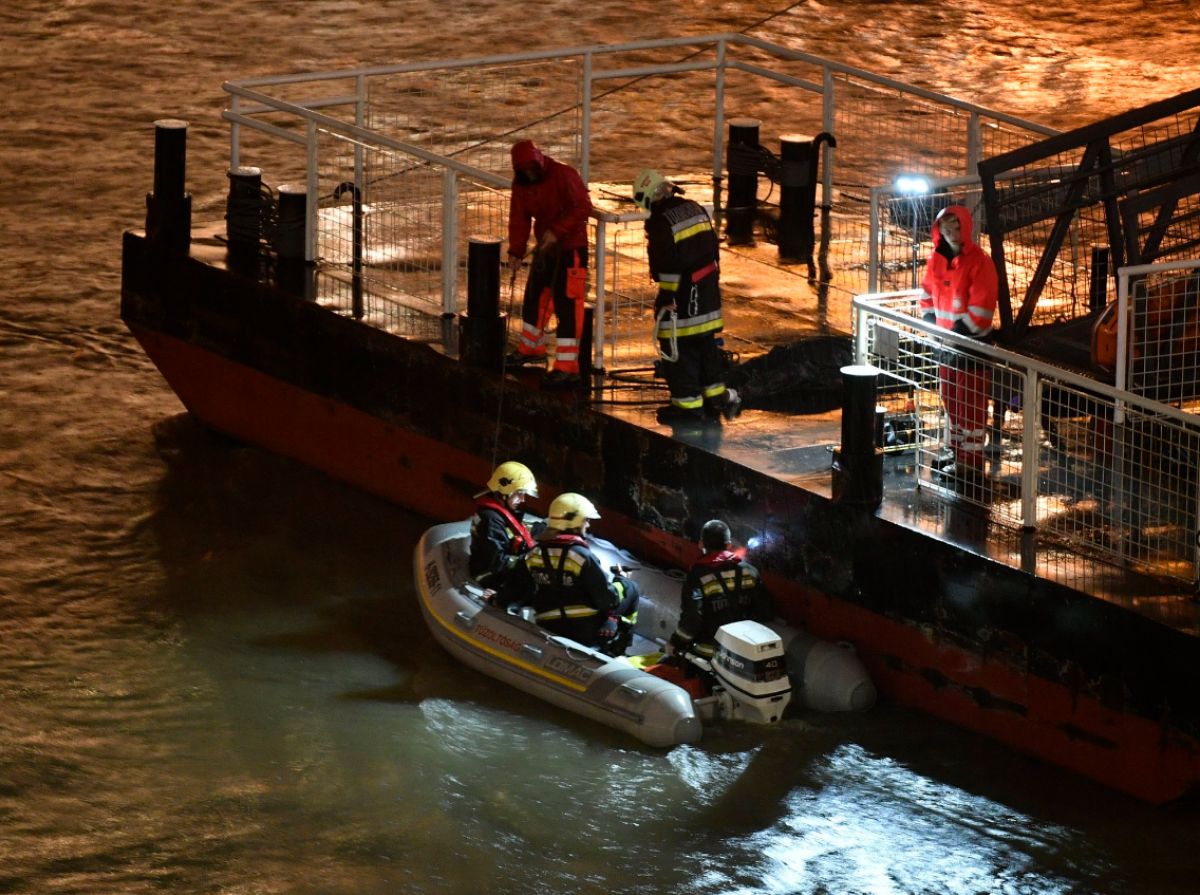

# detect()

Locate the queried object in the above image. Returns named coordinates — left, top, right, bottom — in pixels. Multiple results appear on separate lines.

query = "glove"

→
left=598, top=616, right=619, bottom=639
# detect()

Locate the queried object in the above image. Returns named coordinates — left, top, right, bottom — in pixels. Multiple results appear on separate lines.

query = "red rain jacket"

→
left=507, top=140, right=592, bottom=260
left=919, top=205, right=998, bottom=337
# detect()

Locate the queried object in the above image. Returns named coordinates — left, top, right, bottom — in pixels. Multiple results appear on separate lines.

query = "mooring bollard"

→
left=145, top=119, right=192, bottom=254
left=831, top=364, right=884, bottom=508
left=274, top=183, right=314, bottom=299
left=725, top=117, right=760, bottom=246
left=777, top=132, right=835, bottom=265
left=459, top=237, right=507, bottom=368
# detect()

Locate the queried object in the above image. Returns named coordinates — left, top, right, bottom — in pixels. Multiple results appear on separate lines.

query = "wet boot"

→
left=541, top=368, right=581, bottom=389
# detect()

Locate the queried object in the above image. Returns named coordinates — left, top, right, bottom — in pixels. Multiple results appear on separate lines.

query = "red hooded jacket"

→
left=507, top=140, right=593, bottom=260
left=919, top=205, right=998, bottom=337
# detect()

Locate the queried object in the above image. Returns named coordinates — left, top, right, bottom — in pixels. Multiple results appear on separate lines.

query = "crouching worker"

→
left=666, top=520, right=774, bottom=681
left=495, top=493, right=639, bottom=657
left=469, top=462, right=543, bottom=594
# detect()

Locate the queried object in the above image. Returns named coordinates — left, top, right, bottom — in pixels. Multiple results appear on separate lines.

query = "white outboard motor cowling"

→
left=711, top=620, right=792, bottom=724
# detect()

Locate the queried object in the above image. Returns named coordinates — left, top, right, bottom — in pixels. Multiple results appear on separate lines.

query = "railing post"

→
left=1021, top=368, right=1040, bottom=530
left=822, top=66, right=835, bottom=221
left=868, top=186, right=880, bottom=293
left=712, top=39, right=727, bottom=233
left=443, top=167, right=459, bottom=316
left=1193, top=457, right=1200, bottom=593
left=306, top=120, right=318, bottom=263
left=581, top=52, right=592, bottom=183
left=230, top=94, right=240, bottom=174
left=1115, top=267, right=1130, bottom=424
left=355, top=74, right=365, bottom=248
left=593, top=218, right=607, bottom=372
left=853, top=298, right=869, bottom=364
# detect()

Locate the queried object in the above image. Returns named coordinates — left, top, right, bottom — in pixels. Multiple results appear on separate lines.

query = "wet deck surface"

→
left=493, top=248, right=1200, bottom=640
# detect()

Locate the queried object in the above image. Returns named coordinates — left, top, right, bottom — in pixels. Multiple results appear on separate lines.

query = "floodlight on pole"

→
left=895, top=175, right=930, bottom=289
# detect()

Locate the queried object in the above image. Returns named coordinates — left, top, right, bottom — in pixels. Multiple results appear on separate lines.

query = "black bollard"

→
left=725, top=118, right=760, bottom=245
left=274, top=183, right=307, bottom=261
left=778, top=132, right=836, bottom=265
left=579, top=304, right=594, bottom=385
left=274, top=183, right=315, bottom=299
left=831, top=364, right=884, bottom=508
left=145, top=119, right=192, bottom=253
left=226, top=166, right=264, bottom=248
left=459, top=237, right=508, bottom=368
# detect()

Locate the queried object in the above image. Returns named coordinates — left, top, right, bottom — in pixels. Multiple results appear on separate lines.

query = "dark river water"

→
left=4, top=2, right=1200, bottom=893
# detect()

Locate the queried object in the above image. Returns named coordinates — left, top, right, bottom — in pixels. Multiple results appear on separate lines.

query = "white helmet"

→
left=487, top=461, right=538, bottom=498
left=546, top=493, right=601, bottom=531
left=632, top=168, right=673, bottom=211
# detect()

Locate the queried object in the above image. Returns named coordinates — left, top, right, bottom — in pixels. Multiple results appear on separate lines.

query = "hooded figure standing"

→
left=918, top=205, right=998, bottom=485
left=506, top=140, right=594, bottom=389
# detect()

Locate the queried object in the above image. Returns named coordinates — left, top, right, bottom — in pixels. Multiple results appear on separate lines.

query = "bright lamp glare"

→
left=895, top=176, right=930, bottom=195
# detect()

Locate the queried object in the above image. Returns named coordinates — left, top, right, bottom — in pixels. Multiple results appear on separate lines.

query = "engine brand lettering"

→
left=474, top=624, right=523, bottom=653
left=424, top=559, right=442, bottom=594
left=545, top=655, right=592, bottom=683
left=720, top=649, right=746, bottom=670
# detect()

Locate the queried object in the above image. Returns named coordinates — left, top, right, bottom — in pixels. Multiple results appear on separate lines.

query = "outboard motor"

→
left=697, top=620, right=792, bottom=724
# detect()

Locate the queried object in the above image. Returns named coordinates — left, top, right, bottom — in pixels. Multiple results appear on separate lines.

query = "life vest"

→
left=475, top=494, right=536, bottom=554
left=527, top=533, right=603, bottom=623
left=685, top=550, right=761, bottom=657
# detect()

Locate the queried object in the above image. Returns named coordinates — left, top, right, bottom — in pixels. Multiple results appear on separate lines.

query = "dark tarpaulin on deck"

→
left=726, top=335, right=854, bottom=414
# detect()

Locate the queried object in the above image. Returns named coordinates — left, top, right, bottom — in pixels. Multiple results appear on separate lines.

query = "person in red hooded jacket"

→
left=505, top=140, right=594, bottom=389
left=918, top=205, right=998, bottom=487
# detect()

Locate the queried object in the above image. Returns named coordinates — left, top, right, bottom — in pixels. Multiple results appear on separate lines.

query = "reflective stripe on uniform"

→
left=656, top=309, right=723, bottom=338
left=535, top=605, right=600, bottom=622
left=520, top=322, right=547, bottom=351
left=527, top=547, right=584, bottom=576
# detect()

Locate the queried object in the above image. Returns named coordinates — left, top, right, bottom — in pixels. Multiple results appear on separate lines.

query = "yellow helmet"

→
left=632, top=168, right=673, bottom=211
left=487, top=461, right=538, bottom=498
left=546, top=493, right=601, bottom=530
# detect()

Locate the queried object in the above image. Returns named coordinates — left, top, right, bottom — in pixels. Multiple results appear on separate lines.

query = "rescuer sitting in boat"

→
left=469, top=461, right=544, bottom=593
left=633, top=169, right=740, bottom=424
left=665, top=520, right=774, bottom=682
left=505, top=140, right=594, bottom=390
left=493, top=493, right=640, bottom=656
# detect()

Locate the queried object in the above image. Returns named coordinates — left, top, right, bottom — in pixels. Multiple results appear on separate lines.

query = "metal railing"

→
left=855, top=287, right=1200, bottom=586
left=220, top=34, right=1056, bottom=369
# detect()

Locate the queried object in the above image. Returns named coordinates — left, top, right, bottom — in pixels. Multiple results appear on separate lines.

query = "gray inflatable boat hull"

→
left=414, top=520, right=874, bottom=748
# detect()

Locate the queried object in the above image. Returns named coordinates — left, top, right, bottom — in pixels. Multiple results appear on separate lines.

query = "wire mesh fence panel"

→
left=858, top=290, right=1200, bottom=580
left=595, top=215, right=660, bottom=369
left=828, top=74, right=1049, bottom=303
left=1126, top=267, right=1200, bottom=406
left=315, top=130, right=447, bottom=325
left=366, top=60, right=583, bottom=182
left=1037, top=382, right=1200, bottom=582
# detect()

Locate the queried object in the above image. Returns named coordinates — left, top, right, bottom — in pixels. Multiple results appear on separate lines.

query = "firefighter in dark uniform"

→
left=469, top=461, right=542, bottom=593
left=495, top=493, right=639, bottom=656
left=667, top=519, right=774, bottom=677
left=633, top=168, right=740, bottom=424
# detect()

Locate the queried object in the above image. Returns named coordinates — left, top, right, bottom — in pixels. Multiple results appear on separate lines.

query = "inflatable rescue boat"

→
left=414, top=520, right=875, bottom=747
